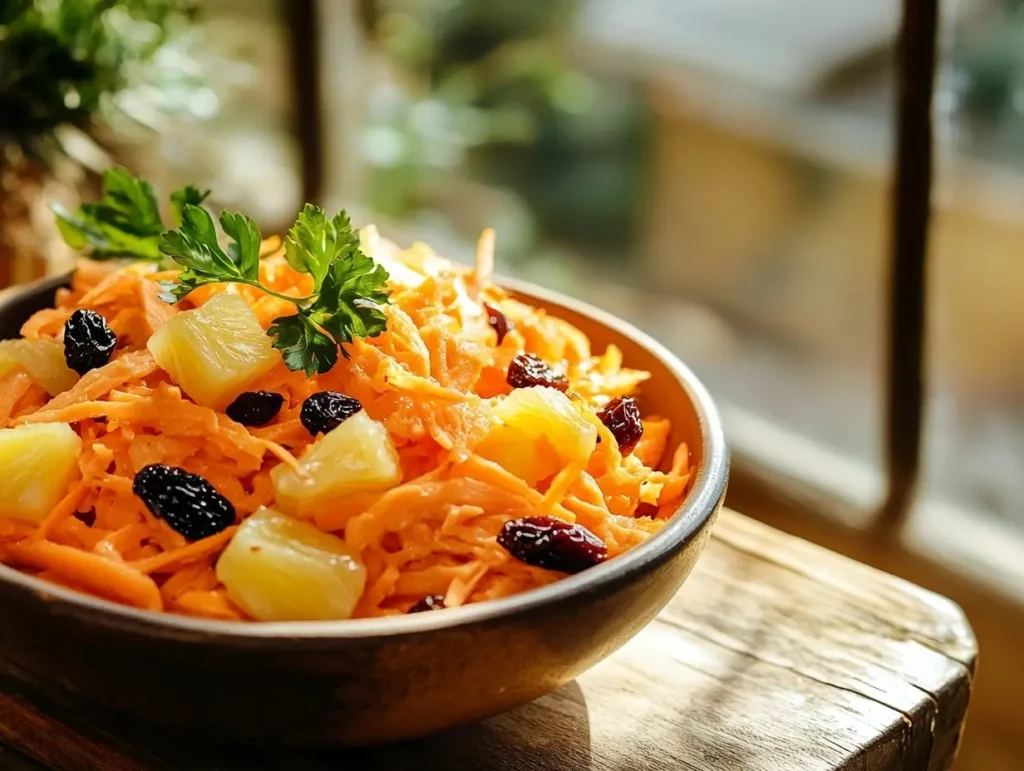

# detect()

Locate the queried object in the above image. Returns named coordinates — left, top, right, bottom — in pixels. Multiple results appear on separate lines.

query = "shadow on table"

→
left=0, top=655, right=593, bottom=771
left=638, top=556, right=796, bottom=770
left=338, top=680, right=593, bottom=770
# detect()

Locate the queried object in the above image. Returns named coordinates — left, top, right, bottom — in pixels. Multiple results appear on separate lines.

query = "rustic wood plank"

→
left=0, top=509, right=976, bottom=771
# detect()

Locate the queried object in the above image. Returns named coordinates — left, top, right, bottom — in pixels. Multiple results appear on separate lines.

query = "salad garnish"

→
left=54, top=168, right=390, bottom=375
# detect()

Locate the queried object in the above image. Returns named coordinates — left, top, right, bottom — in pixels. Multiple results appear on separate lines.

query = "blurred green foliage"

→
left=952, top=1, right=1024, bottom=119
left=364, top=0, right=647, bottom=258
left=0, top=0, right=196, bottom=157
left=948, top=0, right=1024, bottom=170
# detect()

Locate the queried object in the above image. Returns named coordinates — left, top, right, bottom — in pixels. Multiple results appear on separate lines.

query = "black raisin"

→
left=497, top=516, right=607, bottom=574
left=74, top=509, right=97, bottom=527
left=63, top=309, right=117, bottom=375
left=300, top=391, right=362, bottom=436
left=597, top=396, right=644, bottom=455
left=408, top=595, right=446, bottom=613
left=484, top=304, right=512, bottom=345
left=132, top=464, right=236, bottom=541
left=226, top=391, right=285, bottom=427
left=506, top=353, right=568, bottom=391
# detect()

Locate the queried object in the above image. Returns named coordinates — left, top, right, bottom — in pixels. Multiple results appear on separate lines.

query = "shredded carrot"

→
left=0, top=229, right=692, bottom=620
left=634, top=417, right=671, bottom=469
left=0, top=517, right=35, bottom=542
left=39, top=349, right=159, bottom=413
left=160, top=562, right=215, bottom=603
left=0, top=370, right=35, bottom=425
left=6, top=539, right=162, bottom=611
left=33, top=482, right=89, bottom=541
left=129, top=527, right=237, bottom=575
left=171, top=589, right=244, bottom=621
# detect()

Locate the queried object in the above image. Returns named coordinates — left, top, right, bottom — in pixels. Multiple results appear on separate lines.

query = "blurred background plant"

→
left=0, top=0, right=202, bottom=283
left=948, top=0, right=1024, bottom=165
left=359, top=0, right=649, bottom=267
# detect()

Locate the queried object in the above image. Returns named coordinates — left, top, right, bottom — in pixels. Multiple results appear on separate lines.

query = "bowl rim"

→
left=0, top=274, right=729, bottom=641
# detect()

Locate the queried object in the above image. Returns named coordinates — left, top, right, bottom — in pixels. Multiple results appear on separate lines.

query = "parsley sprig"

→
left=52, top=167, right=209, bottom=261
left=159, top=202, right=390, bottom=375
left=54, top=168, right=390, bottom=375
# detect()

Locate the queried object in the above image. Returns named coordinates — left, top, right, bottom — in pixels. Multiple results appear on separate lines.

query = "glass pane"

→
left=338, top=0, right=895, bottom=494
left=926, top=0, right=1024, bottom=530
left=115, top=0, right=301, bottom=231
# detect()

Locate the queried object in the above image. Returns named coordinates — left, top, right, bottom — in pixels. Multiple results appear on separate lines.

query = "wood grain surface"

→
left=0, top=509, right=976, bottom=771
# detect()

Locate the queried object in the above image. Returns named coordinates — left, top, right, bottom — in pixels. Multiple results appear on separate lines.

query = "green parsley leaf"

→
left=158, top=203, right=389, bottom=373
left=284, top=204, right=360, bottom=290
left=170, top=185, right=211, bottom=226
left=267, top=314, right=339, bottom=377
left=52, top=167, right=207, bottom=263
left=310, top=247, right=390, bottom=351
left=58, top=172, right=392, bottom=376
left=158, top=205, right=262, bottom=284
left=87, top=167, right=163, bottom=238
left=53, top=203, right=164, bottom=261
left=52, top=166, right=165, bottom=261
left=156, top=278, right=198, bottom=304
left=219, top=210, right=262, bottom=281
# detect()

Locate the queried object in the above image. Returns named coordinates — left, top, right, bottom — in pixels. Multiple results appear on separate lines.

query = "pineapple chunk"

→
left=147, top=293, right=279, bottom=409
left=271, top=411, right=401, bottom=513
left=216, top=507, right=366, bottom=621
left=0, top=338, right=78, bottom=396
left=0, top=423, right=81, bottom=524
left=476, top=386, right=597, bottom=485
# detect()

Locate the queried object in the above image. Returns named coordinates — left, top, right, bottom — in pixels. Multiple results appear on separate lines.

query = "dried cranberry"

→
left=597, top=396, right=644, bottom=455
left=63, top=309, right=117, bottom=375
left=484, top=304, right=512, bottom=345
left=506, top=353, right=568, bottom=391
left=300, top=391, right=362, bottom=435
left=226, top=391, right=284, bottom=427
left=408, top=595, right=446, bottom=613
left=132, top=464, right=235, bottom=541
left=497, top=516, right=607, bottom=574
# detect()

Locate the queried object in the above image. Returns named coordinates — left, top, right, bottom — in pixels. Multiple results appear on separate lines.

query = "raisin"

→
left=408, top=595, right=446, bottom=613
left=484, top=304, right=512, bottom=345
left=597, top=396, right=644, bottom=455
left=132, top=464, right=236, bottom=541
left=497, top=516, right=607, bottom=574
left=63, top=309, right=117, bottom=375
left=226, top=391, right=285, bottom=427
left=633, top=502, right=660, bottom=519
left=74, top=509, right=97, bottom=527
left=506, top=353, right=568, bottom=391
left=300, top=391, right=362, bottom=436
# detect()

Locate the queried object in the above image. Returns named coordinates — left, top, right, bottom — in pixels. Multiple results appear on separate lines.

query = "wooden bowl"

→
left=0, top=274, right=728, bottom=746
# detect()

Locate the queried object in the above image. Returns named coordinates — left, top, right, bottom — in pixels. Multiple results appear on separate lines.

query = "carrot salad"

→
left=0, top=228, right=691, bottom=621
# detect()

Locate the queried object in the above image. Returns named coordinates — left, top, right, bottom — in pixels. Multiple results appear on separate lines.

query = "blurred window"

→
left=333, top=1, right=1024, bottom=556
left=927, top=0, right=1024, bottom=533
left=125, top=0, right=302, bottom=232
left=353, top=0, right=905, bottom=497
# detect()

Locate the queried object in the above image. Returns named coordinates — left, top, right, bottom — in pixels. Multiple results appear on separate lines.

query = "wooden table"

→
left=0, top=509, right=976, bottom=771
